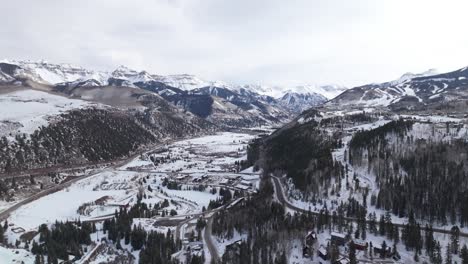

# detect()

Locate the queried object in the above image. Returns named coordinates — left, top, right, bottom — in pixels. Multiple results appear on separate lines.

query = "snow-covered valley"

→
left=0, top=131, right=261, bottom=263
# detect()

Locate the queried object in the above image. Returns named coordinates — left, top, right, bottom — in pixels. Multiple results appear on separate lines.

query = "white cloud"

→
left=1, top=0, right=468, bottom=87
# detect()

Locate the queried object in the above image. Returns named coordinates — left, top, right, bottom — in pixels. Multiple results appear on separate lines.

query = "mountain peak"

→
left=392, top=68, right=439, bottom=85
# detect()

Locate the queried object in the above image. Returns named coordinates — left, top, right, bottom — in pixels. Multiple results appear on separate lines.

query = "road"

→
left=271, top=175, right=468, bottom=238
left=0, top=142, right=161, bottom=222
left=173, top=198, right=245, bottom=263
left=204, top=216, right=221, bottom=263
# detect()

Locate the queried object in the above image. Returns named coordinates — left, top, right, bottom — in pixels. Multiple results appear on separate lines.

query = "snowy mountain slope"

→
left=235, top=83, right=346, bottom=100
left=278, top=91, right=328, bottom=113
left=327, top=67, right=468, bottom=112
left=0, top=59, right=339, bottom=123
left=0, top=88, right=99, bottom=138
left=0, top=60, right=106, bottom=85
left=0, top=59, right=341, bottom=101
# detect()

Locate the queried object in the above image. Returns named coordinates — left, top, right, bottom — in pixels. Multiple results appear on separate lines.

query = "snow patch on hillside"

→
left=0, top=90, right=98, bottom=137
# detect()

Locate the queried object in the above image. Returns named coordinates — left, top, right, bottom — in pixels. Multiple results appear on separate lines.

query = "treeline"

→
left=260, top=121, right=343, bottom=193
left=31, top=221, right=94, bottom=263
left=320, top=112, right=377, bottom=127
left=239, top=137, right=262, bottom=171
left=0, top=109, right=156, bottom=173
left=349, top=120, right=468, bottom=225
left=102, top=201, right=181, bottom=264
left=349, top=119, right=413, bottom=149
left=217, top=180, right=468, bottom=264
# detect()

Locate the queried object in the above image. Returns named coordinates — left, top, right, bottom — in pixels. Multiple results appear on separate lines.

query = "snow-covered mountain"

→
left=235, top=83, right=346, bottom=100
left=0, top=59, right=108, bottom=85
left=327, top=67, right=468, bottom=112
left=278, top=91, right=328, bottom=113
left=0, top=60, right=344, bottom=101
left=0, top=60, right=301, bottom=127
left=0, top=60, right=336, bottom=125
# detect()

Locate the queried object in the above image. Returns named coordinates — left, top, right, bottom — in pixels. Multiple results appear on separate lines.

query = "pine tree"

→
left=414, top=250, right=419, bottom=262
left=349, top=243, right=357, bottom=264
left=461, top=244, right=468, bottom=264
left=451, top=226, right=460, bottom=255
left=380, top=240, right=387, bottom=259
left=445, top=243, right=453, bottom=264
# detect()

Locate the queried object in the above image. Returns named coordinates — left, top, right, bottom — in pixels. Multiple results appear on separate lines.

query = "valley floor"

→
left=0, top=131, right=261, bottom=263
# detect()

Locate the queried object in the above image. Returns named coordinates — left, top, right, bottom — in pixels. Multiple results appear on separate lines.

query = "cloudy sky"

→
left=2, top=0, right=468, bottom=87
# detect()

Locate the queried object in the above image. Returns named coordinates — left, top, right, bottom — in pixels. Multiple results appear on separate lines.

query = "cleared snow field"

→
left=0, top=247, right=34, bottom=264
left=173, top=132, right=253, bottom=153
left=0, top=89, right=98, bottom=137
left=7, top=170, right=132, bottom=231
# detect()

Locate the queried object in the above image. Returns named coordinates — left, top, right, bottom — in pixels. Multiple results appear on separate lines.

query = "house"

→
left=331, top=232, right=347, bottom=246
left=305, top=231, right=317, bottom=246
left=192, top=177, right=202, bottom=183
left=374, top=244, right=391, bottom=258
left=351, top=239, right=368, bottom=250
left=317, top=246, right=328, bottom=260
left=185, top=241, right=204, bottom=253
left=220, top=179, right=229, bottom=185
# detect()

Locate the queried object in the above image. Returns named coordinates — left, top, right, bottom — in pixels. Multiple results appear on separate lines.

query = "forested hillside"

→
left=349, top=120, right=468, bottom=225
left=261, top=120, right=343, bottom=194
left=0, top=106, right=211, bottom=174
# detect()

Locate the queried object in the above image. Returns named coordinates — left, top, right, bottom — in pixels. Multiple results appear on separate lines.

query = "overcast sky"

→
left=1, top=0, right=468, bottom=87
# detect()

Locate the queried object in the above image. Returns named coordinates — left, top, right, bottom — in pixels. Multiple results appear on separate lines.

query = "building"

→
left=305, top=231, right=317, bottom=246
left=317, top=246, right=328, bottom=260
left=219, top=179, right=229, bottom=185
left=351, top=239, right=368, bottom=250
left=374, top=244, right=391, bottom=258
left=331, top=232, right=347, bottom=246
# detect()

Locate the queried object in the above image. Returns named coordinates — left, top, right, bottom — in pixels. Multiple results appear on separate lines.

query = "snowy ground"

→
left=0, top=131, right=261, bottom=263
left=0, top=246, right=35, bottom=264
left=0, top=89, right=100, bottom=138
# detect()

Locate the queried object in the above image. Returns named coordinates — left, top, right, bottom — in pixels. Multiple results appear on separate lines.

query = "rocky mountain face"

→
left=326, top=67, right=468, bottom=113
left=0, top=60, right=338, bottom=127
left=278, top=91, right=328, bottom=113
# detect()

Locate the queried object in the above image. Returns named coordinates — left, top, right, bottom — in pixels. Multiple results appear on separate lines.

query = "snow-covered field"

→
left=0, top=89, right=98, bottom=137
left=0, top=246, right=35, bottom=264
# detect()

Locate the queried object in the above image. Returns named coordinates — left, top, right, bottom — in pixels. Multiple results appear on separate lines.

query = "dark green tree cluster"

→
left=138, top=229, right=179, bottom=264
left=31, top=221, right=94, bottom=263
left=208, top=188, right=233, bottom=210
left=350, top=120, right=468, bottom=225
left=261, top=121, right=343, bottom=193
left=0, top=109, right=156, bottom=173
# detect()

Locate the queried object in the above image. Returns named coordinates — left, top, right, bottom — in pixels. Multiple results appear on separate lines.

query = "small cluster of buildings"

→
left=302, top=231, right=398, bottom=263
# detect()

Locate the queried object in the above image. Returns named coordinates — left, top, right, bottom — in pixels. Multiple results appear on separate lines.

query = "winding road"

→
left=271, top=175, right=468, bottom=238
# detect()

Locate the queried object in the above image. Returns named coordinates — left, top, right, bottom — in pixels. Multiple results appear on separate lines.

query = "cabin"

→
left=219, top=179, right=229, bottom=185
left=351, top=239, right=368, bottom=250
left=192, top=177, right=202, bottom=183
left=374, top=244, right=391, bottom=258
left=331, top=232, right=347, bottom=246
left=305, top=231, right=317, bottom=246
left=317, top=246, right=328, bottom=260
left=185, top=241, right=204, bottom=253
